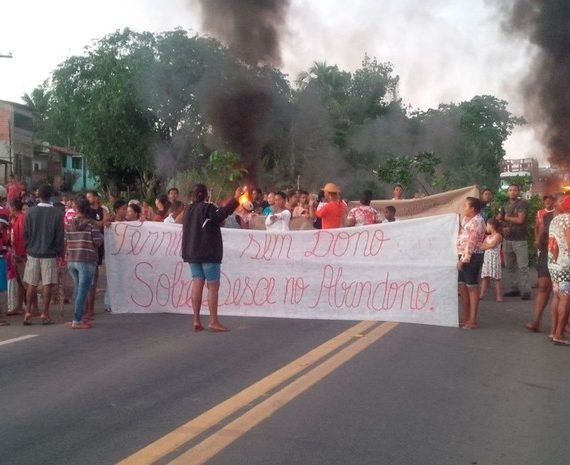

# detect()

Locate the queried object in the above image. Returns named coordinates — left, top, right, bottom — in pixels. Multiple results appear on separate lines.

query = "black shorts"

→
left=458, top=253, right=484, bottom=287
left=536, top=248, right=550, bottom=279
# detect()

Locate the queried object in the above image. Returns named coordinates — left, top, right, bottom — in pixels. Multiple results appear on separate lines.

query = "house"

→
left=0, top=99, right=34, bottom=185
left=33, top=144, right=98, bottom=192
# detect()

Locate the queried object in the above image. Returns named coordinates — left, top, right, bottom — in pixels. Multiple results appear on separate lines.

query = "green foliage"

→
left=500, top=174, right=533, bottom=193
left=26, top=29, right=522, bottom=197
left=205, top=150, right=248, bottom=202
left=374, top=151, right=450, bottom=195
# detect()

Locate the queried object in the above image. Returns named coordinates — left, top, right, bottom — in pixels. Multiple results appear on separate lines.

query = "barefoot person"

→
left=479, top=218, right=503, bottom=301
left=457, top=197, right=486, bottom=329
left=180, top=184, right=242, bottom=332
left=547, top=194, right=570, bottom=345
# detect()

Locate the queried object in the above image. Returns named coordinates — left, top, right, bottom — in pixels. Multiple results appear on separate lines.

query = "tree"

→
left=374, top=151, right=450, bottom=195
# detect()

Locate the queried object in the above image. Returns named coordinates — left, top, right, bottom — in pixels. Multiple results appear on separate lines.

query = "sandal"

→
left=41, top=317, right=55, bottom=325
left=553, top=338, right=570, bottom=346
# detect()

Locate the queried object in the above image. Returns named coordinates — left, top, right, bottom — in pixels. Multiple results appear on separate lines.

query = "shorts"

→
left=552, top=280, right=570, bottom=295
left=536, top=249, right=550, bottom=279
left=23, top=257, right=58, bottom=287
left=189, top=262, right=221, bottom=282
left=458, top=253, right=484, bottom=287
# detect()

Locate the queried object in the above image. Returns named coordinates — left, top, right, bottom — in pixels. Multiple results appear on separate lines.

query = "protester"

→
left=22, top=184, right=64, bottom=325
left=347, top=189, right=383, bottom=226
left=0, top=209, right=9, bottom=325
left=84, top=190, right=108, bottom=322
left=526, top=194, right=558, bottom=332
left=164, top=200, right=184, bottom=224
left=66, top=198, right=103, bottom=329
left=6, top=198, right=26, bottom=316
left=392, top=184, right=405, bottom=200
left=384, top=206, right=396, bottom=222
left=64, top=197, right=77, bottom=225
left=497, top=183, right=531, bottom=300
left=251, top=187, right=267, bottom=213
left=480, top=188, right=493, bottom=220
left=292, top=190, right=310, bottom=218
left=126, top=203, right=142, bottom=221
left=547, top=194, right=570, bottom=345
left=310, top=182, right=347, bottom=229
left=457, top=196, right=486, bottom=329
left=181, top=183, right=242, bottom=332
left=6, top=174, right=20, bottom=204
left=153, top=194, right=170, bottom=221
left=479, top=218, right=503, bottom=301
left=262, top=192, right=275, bottom=216
left=535, top=194, right=555, bottom=239
left=167, top=187, right=179, bottom=204
left=265, top=191, right=291, bottom=231
left=112, top=199, right=128, bottom=222
left=141, top=200, right=153, bottom=221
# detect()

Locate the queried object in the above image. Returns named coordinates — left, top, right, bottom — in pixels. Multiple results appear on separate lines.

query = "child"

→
left=479, top=218, right=503, bottom=301
left=384, top=205, right=396, bottom=222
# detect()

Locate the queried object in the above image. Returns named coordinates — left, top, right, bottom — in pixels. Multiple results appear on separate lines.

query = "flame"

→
left=238, top=186, right=250, bottom=206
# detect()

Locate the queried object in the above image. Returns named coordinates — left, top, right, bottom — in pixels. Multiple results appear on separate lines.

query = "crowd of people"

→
left=457, top=183, right=570, bottom=346
left=1, top=176, right=568, bottom=342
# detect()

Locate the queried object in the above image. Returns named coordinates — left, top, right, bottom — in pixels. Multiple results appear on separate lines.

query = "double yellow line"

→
left=117, top=320, right=398, bottom=465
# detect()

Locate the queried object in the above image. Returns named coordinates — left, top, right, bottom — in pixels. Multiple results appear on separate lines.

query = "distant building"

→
left=0, top=100, right=34, bottom=185
left=499, top=158, right=540, bottom=194
left=33, top=143, right=98, bottom=192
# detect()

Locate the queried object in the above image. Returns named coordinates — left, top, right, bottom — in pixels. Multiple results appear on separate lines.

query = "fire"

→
left=238, top=186, right=250, bottom=206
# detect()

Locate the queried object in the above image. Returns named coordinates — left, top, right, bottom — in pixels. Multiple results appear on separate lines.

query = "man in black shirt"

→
left=497, top=184, right=531, bottom=300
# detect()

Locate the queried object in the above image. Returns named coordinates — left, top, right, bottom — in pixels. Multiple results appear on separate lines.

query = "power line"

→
left=0, top=52, right=13, bottom=59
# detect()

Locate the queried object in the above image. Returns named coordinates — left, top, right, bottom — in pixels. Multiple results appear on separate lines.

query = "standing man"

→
left=22, top=184, right=64, bottom=325
left=480, top=188, right=493, bottom=220
left=497, top=183, right=531, bottom=300
left=167, top=187, right=179, bottom=204
left=392, top=184, right=405, bottom=200
left=180, top=184, right=242, bottom=332
left=265, top=191, right=291, bottom=231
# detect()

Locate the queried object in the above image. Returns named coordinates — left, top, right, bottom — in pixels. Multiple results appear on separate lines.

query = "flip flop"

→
left=41, top=318, right=55, bottom=326
left=553, top=338, right=570, bottom=346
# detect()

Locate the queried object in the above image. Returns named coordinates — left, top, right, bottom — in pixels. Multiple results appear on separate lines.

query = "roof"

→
left=0, top=99, right=33, bottom=114
left=50, top=145, right=82, bottom=156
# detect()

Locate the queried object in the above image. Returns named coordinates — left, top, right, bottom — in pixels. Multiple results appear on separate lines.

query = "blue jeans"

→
left=67, top=261, right=96, bottom=324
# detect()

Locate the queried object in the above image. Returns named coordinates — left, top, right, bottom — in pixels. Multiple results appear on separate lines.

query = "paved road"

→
left=1, top=291, right=569, bottom=465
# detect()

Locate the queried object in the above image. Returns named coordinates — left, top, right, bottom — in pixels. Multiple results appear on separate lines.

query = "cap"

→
left=322, top=182, right=341, bottom=193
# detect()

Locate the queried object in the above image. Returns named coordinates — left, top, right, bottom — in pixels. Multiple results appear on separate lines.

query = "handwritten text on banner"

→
left=105, top=213, right=459, bottom=327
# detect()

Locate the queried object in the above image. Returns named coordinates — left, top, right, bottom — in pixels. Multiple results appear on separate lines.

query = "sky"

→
left=0, top=0, right=542, bottom=162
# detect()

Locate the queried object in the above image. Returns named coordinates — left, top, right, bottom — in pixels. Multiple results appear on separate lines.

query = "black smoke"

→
left=197, top=0, right=291, bottom=184
left=502, top=0, right=570, bottom=167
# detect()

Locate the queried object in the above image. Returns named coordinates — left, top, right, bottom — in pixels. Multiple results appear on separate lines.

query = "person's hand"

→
left=456, top=260, right=464, bottom=271
left=235, top=186, right=245, bottom=200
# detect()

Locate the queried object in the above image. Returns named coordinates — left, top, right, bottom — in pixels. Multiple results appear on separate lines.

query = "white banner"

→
left=105, top=214, right=459, bottom=327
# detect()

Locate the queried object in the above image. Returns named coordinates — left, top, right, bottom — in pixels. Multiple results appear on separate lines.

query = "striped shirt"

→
left=65, top=217, right=103, bottom=263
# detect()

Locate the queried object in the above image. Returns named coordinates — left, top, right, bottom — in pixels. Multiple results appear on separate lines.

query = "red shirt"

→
left=10, top=212, right=26, bottom=257
left=6, top=181, right=20, bottom=203
left=315, top=201, right=347, bottom=229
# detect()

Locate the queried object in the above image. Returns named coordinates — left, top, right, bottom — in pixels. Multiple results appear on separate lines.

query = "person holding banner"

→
left=457, top=197, right=486, bottom=329
left=181, top=184, right=242, bottom=332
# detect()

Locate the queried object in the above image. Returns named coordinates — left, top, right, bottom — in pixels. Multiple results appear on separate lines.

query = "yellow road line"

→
left=117, top=320, right=377, bottom=465
left=167, top=321, right=399, bottom=465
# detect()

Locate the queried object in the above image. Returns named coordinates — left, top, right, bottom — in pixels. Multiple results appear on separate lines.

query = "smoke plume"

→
left=502, top=0, right=570, bottom=167
left=196, top=0, right=291, bottom=184
left=198, top=0, right=289, bottom=67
